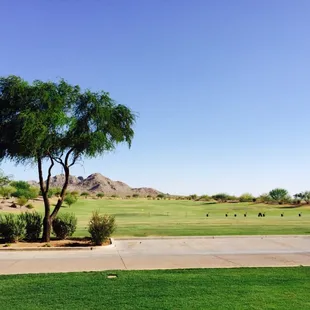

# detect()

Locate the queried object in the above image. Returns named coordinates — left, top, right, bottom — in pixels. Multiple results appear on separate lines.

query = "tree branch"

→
left=45, top=154, right=54, bottom=194
left=37, top=156, right=46, bottom=195
left=68, top=153, right=80, bottom=167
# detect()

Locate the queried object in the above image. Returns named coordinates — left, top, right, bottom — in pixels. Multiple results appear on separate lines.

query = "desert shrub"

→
left=126, top=195, right=131, bottom=199
left=256, top=193, right=271, bottom=203
left=88, top=211, right=116, bottom=245
left=0, top=185, right=16, bottom=198
left=64, top=194, right=78, bottom=207
left=70, top=191, right=79, bottom=197
left=19, top=212, right=43, bottom=241
left=25, top=203, right=34, bottom=209
left=239, top=193, right=254, bottom=202
left=0, top=214, right=25, bottom=242
left=146, top=195, right=152, bottom=198
left=16, top=196, right=29, bottom=207
left=157, top=194, right=165, bottom=199
left=189, top=194, right=198, bottom=200
left=211, top=193, right=230, bottom=202
left=52, top=213, right=77, bottom=239
left=132, top=194, right=139, bottom=198
left=269, top=188, right=290, bottom=204
left=96, top=193, right=105, bottom=199
left=198, top=195, right=212, bottom=201
left=10, top=181, right=39, bottom=199
left=111, top=194, right=118, bottom=198
left=80, top=192, right=89, bottom=198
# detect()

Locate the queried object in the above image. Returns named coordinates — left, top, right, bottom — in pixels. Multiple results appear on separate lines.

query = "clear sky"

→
left=1, top=0, right=310, bottom=196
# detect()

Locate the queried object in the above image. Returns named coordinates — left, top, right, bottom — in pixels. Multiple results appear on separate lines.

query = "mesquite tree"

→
left=0, top=76, right=135, bottom=241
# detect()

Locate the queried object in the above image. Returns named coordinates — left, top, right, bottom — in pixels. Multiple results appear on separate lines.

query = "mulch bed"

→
left=0, top=237, right=111, bottom=248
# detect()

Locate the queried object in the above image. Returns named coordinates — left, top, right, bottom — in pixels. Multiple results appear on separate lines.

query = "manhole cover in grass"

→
left=107, top=274, right=118, bottom=279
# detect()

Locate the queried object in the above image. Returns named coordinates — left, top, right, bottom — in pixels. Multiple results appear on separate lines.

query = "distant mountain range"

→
left=29, top=173, right=161, bottom=197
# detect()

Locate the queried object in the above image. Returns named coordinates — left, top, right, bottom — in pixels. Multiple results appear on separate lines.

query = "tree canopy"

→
left=0, top=75, right=136, bottom=241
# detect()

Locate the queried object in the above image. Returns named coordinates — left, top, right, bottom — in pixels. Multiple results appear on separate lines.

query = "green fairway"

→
left=0, top=267, right=309, bottom=309
left=6, top=198, right=310, bottom=237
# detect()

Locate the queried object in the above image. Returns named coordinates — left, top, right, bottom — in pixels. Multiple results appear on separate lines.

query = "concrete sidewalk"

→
left=0, top=235, right=309, bottom=275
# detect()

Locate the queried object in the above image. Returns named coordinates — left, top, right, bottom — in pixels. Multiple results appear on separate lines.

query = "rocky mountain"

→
left=29, top=173, right=161, bottom=197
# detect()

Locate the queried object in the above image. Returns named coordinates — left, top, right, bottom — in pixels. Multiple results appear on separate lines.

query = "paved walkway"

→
left=0, top=236, right=309, bottom=275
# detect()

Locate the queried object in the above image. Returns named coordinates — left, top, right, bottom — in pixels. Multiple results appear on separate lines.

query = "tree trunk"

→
left=42, top=215, right=52, bottom=242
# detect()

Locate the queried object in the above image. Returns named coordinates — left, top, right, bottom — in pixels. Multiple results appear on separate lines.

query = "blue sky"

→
left=1, top=0, right=310, bottom=196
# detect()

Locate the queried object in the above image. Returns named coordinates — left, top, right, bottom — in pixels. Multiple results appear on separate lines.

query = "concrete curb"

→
left=0, top=238, right=115, bottom=251
left=114, top=235, right=309, bottom=241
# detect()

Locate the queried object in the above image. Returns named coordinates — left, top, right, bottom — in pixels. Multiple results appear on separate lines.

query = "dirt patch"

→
left=0, top=238, right=111, bottom=248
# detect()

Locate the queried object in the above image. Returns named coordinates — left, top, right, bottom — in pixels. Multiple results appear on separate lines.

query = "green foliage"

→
left=0, top=185, right=16, bottom=198
left=132, top=194, right=139, bottom=198
left=10, top=181, right=39, bottom=199
left=25, top=203, right=34, bottom=209
left=88, top=211, right=116, bottom=245
left=269, top=188, right=289, bottom=204
left=198, top=195, right=212, bottom=201
left=52, top=213, right=77, bottom=239
left=211, top=193, right=230, bottom=202
left=111, top=194, right=118, bottom=198
left=257, top=193, right=272, bottom=203
left=19, top=212, right=43, bottom=241
left=0, top=213, right=25, bottom=242
left=96, top=193, right=104, bottom=198
left=0, top=169, right=12, bottom=187
left=0, top=75, right=136, bottom=241
left=80, top=192, right=89, bottom=198
left=16, top=196, right=28, bottom=206
left=239, top=193, right=254, bottom=202
left=157, top=194, right=165, bottom=199
left=64, top=194, right=78, bottom=207
left=70, top=191, right=79, bottom=197
left=47, top=187, right=62, bottom=198
left=294, top=191, right=310, bottom=204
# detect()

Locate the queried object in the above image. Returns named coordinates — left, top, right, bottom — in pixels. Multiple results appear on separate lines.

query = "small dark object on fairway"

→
left=281, top=213, right=284, bottom=217
left=263, top=213, right=265, bottom=217
left=299, top=213, right=302, bottom=217
left=258, top=212, right=262, bottom=217
left=244, top=213, right=247, bottom=217
left=234, top=214, right=237, bottom=217
left=206, top=213, right=209, bottom=217
left=225, top=213, right=228, bottom=217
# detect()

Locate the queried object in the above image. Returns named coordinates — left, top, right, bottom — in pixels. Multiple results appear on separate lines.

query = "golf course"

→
left=22, top=198, right=310, bottom=237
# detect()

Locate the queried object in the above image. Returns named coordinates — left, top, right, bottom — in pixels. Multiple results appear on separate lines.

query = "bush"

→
left=88, top=211, right=116, bottom=245
left=0, top=214, right=25, bottom=242
left=10, top=181, right=39, bottom=199
left=80, top=192, right=89, bottom=198
left=269, top=188, right=289, bottom=204
left=239, top=193, right=254, bottom=202
left=64, top=194, right=78, bottom=207
left=70, top=191, right=79, bottom=197
left=25, top=203, right=34, bottom=209
left=16, top=196, right=28, bottom=207
left=211, top=193, right=230, bottom=202
left=52, top=213, right=77, bottom=239
left=96, top=193, right=104, bottom=199
left=157, top=194, right=165, bottom=199
left=132, top=194, right=139, bottom=198
left=0, top=185, right=16, bottom=198
left=19, top=212, right=43, bottom=241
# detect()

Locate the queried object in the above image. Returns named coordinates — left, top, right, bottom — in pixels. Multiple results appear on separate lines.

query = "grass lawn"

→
left=0, top=267, right=309, bottom=309
left=3, top=199, right=310, bottom=237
